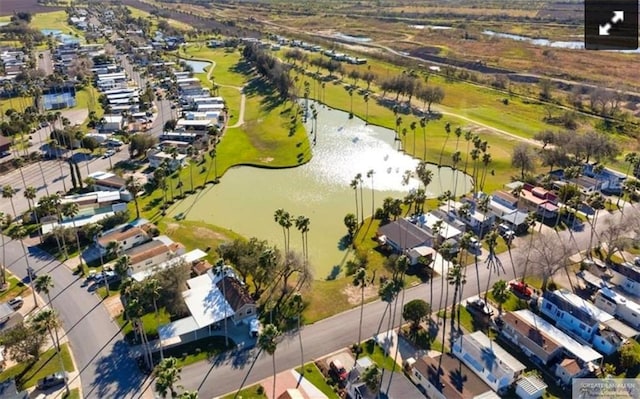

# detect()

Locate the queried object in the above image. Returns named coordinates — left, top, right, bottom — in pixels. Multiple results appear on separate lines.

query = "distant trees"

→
left=511, top=143, right=536, bottom=179
left=533, top=130, right=619, bottom=164
left=243, top=43, right=292, bottom=99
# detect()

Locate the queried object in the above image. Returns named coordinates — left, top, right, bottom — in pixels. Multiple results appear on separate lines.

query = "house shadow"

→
left=86, top=340, right=148, bottom=399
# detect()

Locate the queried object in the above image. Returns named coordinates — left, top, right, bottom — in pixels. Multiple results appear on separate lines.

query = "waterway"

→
left=483, top=30, right=640, bottom=53
left=169, top=102, right=471, bottom=279
left=180, top=59, right=212, bottom=73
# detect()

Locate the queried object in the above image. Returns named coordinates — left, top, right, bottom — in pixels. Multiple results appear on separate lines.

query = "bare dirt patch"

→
left=165, top=223, right=180, bottom=235
left=343, top=283, right=379, bottom=306
left=193, top=226, right=228, bottom=241
left=260, top=157, right=274, bottom=163
left=104, top=295, right=124, bottom=319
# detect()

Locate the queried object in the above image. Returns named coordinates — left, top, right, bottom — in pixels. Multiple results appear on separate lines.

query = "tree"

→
left=290, top=292, right=305, bottom=381
left=350, top=177, right=360, bottom=226
left=61, top=202, right=83, bottom=270
left=0, top=212, right=8, bottom=287
left=32, top=308, right=70, bottom=395
left=361, top=365, right=381, bottom=394
left=125, top=176, right=143, bottom=219
left=294, top=215, right=310, bottom=267
left=366, top=169, right=375, bottom=220
left=273, top=208, right=293, bottom=256
left=419, top=85, right=445, bottom=113
left=258, top=324, right=280, bottom=399
left=353, top=267, right=367, bottom=355
left=620, top=339, right=640, bottom=370
left=403, top=299, right=430, bottom=335
left=2, top=185, right=17, bottom=218
left=519, top=232, right=571, bottom=291
left=344, top=213, right=358, bottom=239
left=491, top=280, right=510, bottom=315
left=511, top=143, right=535, bottom=179
left=0, top=322, right=47, bottom=363
left=35, top=274, right=54, bottom=306
left=154, top=357, right=182, bottom=398
left=10, top=226, right=38, bottom=307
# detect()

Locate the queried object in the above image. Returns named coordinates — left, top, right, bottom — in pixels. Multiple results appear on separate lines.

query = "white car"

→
left=103, top=149, right=116, bottom=158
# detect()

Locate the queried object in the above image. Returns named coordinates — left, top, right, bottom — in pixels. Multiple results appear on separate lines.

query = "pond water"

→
left=169, top=102, right=471, bottom=279
left=409, top=25, right=453, bottom=30
left=180, top=59, right=212, bottom=73
left=333, top=32, right=372, bottom=43
left=483, top=30, right=640, bottom=53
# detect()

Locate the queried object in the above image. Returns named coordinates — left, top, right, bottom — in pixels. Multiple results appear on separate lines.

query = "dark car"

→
left=466, top=298, right=493, bottom=317
left=37, top=372, right=67, bottom=390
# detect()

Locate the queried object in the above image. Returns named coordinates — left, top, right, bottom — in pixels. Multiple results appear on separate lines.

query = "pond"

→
left=333, top=32, right=372, bottom=43
left=483, top=30, right=640, bottom=53
left=180, top=59, right=212, bottom=73
left=168, top=102, right=472, bottom=279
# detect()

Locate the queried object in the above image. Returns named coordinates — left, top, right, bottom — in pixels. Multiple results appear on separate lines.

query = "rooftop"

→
left=216, top=276, right=255, bottom=312
left=515, top=375, right=547, bottom=396
left=598, top=287, right=640, bottom=317
left=377, top=219, right=433, bottom=250
left=492, top=191, right=518, bottom=205
left=131, top=249, right=207, bottom=282
left=417, top=213, right=462, bottom=239
left=608, top=261, right=640, bottom=284
left=126, top=240, right=169, bottom=265
left=97, top=226, right=148, bottom=247
left=413, top=354, right=497, bottom=399
left=506, top=310, right=602, bottom=364
left=545, top=289, right=613, bottom=324
left=456, top=331, right=526, bottom=379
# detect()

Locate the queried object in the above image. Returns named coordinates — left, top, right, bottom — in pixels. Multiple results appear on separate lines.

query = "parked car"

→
left=635, top=257, right=640, bottom=267
left=466, top=298, right=493, bottom=317
left=103, top=149, right=116, bottom=158
left=7, top=296, right=24, bottom=310
left=329, top=359, right=348, bottom=381
left=469, top=237, right=481, bottom=250
left=249, top=318, right=262, bottom=338
left=509, top=281, right=533, bottom=298
left=37, top=372, right=67, bottom=390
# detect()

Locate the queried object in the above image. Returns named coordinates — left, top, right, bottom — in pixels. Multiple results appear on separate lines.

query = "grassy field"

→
left=30, top=11, right=85, bottom=40
left=155, top=336, right=234, bottom=368
left=126, top=6, right=194, bottom=32
left=0, top=275, right=32, bottom=302
left=117, top=308, right=171, bottom=341
left=220, top=386, right=267, bottom=399
left=0, top=343, right=74, bottom=389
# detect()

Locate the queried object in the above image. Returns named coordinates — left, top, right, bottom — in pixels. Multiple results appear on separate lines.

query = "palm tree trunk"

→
left=22, top=241, right=38, bottom=308
left=297, top=315, right=304, bottom=385
left=271, top=354, right=277, bottom=399
left=37, top=161, right=50, bottom=196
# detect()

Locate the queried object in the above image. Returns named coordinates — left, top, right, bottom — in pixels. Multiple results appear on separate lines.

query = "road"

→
left=173, top=204, right=638, bottom=398
left=2, top=238, right=151, bottom=398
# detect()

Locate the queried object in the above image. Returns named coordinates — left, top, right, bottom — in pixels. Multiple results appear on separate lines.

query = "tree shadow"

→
left=86, top=340, right=148, bottom=399
left=325, top=265, right=342, bottom=281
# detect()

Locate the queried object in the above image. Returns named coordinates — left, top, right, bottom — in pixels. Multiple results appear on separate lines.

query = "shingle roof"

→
left=378, top=219, right=433, bottom=250
left=413, top=354, right=494, bottom=399
left=216, top=276, right=254, bottom=312
left=98, top=226, right=147, bottom=247
left=126, top=240, right=169, bottom=265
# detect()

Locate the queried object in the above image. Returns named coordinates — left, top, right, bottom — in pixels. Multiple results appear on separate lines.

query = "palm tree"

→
left=352, top=267, right=367, bottom=357
left=35, top=274, right=54, bottom=306
left=154, top=357, right=182, bottom=398
left=153, top=165, right=168, bottom=214
left=415, top=162, right=433, bottom=213
left=2, top=185, right=17, bottom=218
left=356, top=173, right=364, bottom=223
left=273, top=208, right=293, bottom=255
left=294, top=215, right=310, bottom=267
left=125, top=176, right=143, bottom=219
left=291, top=292, right=305, bottom=382
left=439, top=122, right=451, bottom=167
left=483, top=230, right=503, bottom=307
left=145, top=278, right=163, bottom=359
left=62, top=202, right=83, bottom=270
left=32, top=308, right=70, bottom=395
left=0, top=212, right=7, bottom=288
left=23, top=186, right=37, bottom=215
left=419, top=117, right=428, bottom=160
left=447, top=260, right=466, bottom=334
left=13, top=157, right=28, bottom=190
left=177, top=392, right=198, bottom=399
left=350, top=178, right=360, bottom=226
left=410, top=120, right=417, bottom=156
left=10, top=226, right=38, bottom=307
left=491, top=280, right=509, bottom=316
left=463, top=130, right=473, bottom=174
left=363, top=93, right=369, bottom=124
left=586, top=193, right=605, bottom=255
left=127, top=297, right=153, bottom=370
left=186, top=145, right=196, bottom=193
left=366, top=169, right=375, bottom=220
left=258, top=324, right=280, bottom=399
left=114, top=255, right=131, bottom=283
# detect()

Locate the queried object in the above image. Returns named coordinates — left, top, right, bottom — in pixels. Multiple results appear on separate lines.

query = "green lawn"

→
left=155, top=336, right=235, bottom=368
left=437, top=305, right=475, bottom=334
left=0, top=275, right=31, bottom=302
left=361, top=339, right=400, bottom=371
left=220, top=386, right=267, bottom=399
left=486, top=290, right=528, bottom=313
left=30, top=11, right=85, bottom=41
left=117, top=308, right=171, bottom=342
left=296, top=363, right=340, bottom=399
left=0, top=343, right=74, bottom=389
left=0, top=96, right=33, bottom=114
left=63, top=388, right=81, bottom=399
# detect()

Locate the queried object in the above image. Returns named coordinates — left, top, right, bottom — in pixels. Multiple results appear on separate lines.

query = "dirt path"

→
left=205, top=59, right=246, bottom=128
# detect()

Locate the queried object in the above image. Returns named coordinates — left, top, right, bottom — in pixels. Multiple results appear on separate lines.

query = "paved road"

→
left=2, top=238, right=151, bottom=399
left=173, top=204, right=638, bottom=398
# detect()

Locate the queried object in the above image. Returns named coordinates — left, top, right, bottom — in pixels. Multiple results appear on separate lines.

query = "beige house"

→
left=125, top=236, right=185, bottom=275
left=96, top=220, right=154, bottom=255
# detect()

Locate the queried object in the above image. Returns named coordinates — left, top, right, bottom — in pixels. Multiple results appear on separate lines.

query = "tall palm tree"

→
left=463, top=130, right=473, bottom=174
left=145, top=278, right=163, bottom=359
left=125, top=176, right=143, bottom=220
left=153, top=165, right=168, bottom=214
left=447, top=260, right=466, bottom=335
left=415, top=162, right=433, bottom=213
left=438, top=122, right=451, bottom=167
left=410, top=120, right=417, bottom=156
left=294, top=215, right=310, bottom=267
left=350, top=178, right=360, bottom=226
left=62, top=202, right=83, bottom=270
left=480, top=152, right=492, bottom=192
left=586, top=193, right=605, bottom=255
left=10, top=226, right=38, bottom=307
left=2, top=185, right=17, bottom=219
left=483, top=230, right=502, bottom=307
left=356, top=173, right=364, bottom=223
left=32, top=308, right=70, bottom=395
left=186, top=145, right=196, bottom=193
left=273, top=209, right=293, bottom=255
left=23, top=186, right=37, bottom=215
left=258, top=324, right=280, bottom=399
left=491, top=280, right=509, bottom=316
left=0, top=212, right=7, bottom=288
left=419, top=117, right=428, bottom=160
left=13, top=157, right=28, bottom=190
left=114, top=255, right=131, bottom=286
left=366, top=169, right=375, bottom=220
left=35, top=274, right=54, bottom=306
left=352, top=267, right=367, bottom=358
left=126, top=298, right=153, bottom=370
left=363, top=93, right=369, bottom=124
left=291, top=292, right=305, bottom=382
left=154, top=357, right=182, bottom=398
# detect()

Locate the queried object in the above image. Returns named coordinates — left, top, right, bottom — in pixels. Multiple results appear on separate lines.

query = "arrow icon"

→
left=612, top=11, right=624, bottom=24
left=599, top=23, right=611, bottom=35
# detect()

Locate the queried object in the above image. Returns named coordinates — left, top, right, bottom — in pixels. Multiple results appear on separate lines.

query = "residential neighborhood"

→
left=1, top=2, right=640, bottom=399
